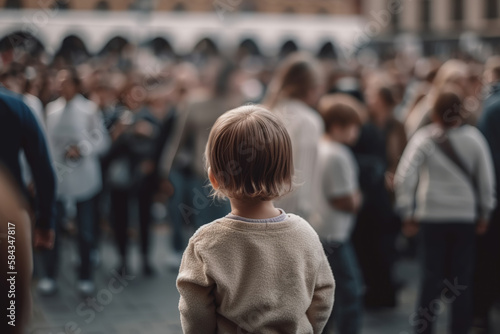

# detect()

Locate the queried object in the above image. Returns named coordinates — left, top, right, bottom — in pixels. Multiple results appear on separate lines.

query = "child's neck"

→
left=228, top=198, right=281, bottom=219
left=324, top=133, right=347, bottom=145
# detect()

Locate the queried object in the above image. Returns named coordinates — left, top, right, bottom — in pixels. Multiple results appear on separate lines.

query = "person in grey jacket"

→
left=394, top=86, right=496, bottom=334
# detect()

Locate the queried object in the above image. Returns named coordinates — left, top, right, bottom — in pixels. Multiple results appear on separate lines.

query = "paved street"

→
left=28, top=225, right=500, bottom=334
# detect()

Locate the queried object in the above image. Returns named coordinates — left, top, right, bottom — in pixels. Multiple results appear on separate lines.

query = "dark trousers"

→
left=167, top=169, right=230, bottom=252
left=414, top=222, right=475, bottom=334
left=42, top=195, right=97, bottom=280
left=352, top=207, right=399, bottom=308
left=473, top=207, right=500, bottom=323
left=111, top=176, right=154, bottom=263
left=322, top=240, right=364, bottom=334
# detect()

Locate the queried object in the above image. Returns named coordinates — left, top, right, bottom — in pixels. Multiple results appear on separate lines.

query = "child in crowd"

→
left=310, top=94, right=365, bottom=334
left=176, top=105, right=335, bottom=333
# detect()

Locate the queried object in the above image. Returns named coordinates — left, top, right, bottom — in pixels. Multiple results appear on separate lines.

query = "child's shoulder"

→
left=319, top=140, right=355, bottom=165
left=320, top=138, right=347, bottom=154
left=286, top=213, right=323, bottom=239
left=189, top=219, right=223, bottom=241
left=187, top=217, right=245, bottom=247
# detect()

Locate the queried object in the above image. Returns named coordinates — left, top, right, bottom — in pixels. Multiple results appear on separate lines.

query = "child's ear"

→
left=208, top=167, right=220, bottom=190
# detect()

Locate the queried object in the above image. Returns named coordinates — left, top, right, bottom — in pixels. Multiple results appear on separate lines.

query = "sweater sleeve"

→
left=394, top=131, right=428, bottom=220
left=478, top=100, right=500, bottom=176
left=306, top=254, right=335, bottom=333
left=86, top=106, right=110, bottom=157
left=177, top=239, right=217, bottom=334
left=472, top=131, right=497, bottom=220
left=20, top=102, right=56, bottom=230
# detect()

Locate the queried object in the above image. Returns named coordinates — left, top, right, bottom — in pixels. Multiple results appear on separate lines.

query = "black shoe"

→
left=115, top=262, right=129, bottom=275
left=143, top=262, right=155, bottom=277
left=471, top=316, right=489, bottom=333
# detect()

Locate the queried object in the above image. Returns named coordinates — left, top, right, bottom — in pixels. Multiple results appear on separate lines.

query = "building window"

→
left=279, top=40, right=298, bottom=58
left=95, top=0, right=109, bottom=10
left=57, top=0, right=70, bottom=10
left=129, top=0, right=154, bottom=11
left=485, top=0, right=499, bottom=19
left=317, top=8, right=328, bottom=15
left=173, top=3, right=185, bottom=11
left=5, top=0, right=22, bottom=8
left=317, top=42, right=337, bottom=59
left=241, top=0, right=256, bottom=12
left=421, top=0, right=431, bottom=31
left=453, top=0, right=464, bottom=21
left=193, top=38, right=219, bottom=57
left=239, top=39, right=260, bottom=56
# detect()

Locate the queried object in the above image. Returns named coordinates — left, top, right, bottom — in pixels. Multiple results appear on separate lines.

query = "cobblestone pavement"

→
left=28, top=226, right=500, bottom=334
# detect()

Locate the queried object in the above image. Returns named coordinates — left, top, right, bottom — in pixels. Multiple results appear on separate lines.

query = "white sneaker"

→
left=37, top=278, right=57, bottom=296
left=77, top=280, right=95, bottom=296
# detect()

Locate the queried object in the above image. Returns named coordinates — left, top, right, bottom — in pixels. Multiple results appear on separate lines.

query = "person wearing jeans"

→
left=310, top=94, right=365, bottom=334
left=41, top=69, right=110, bottom=296
left=321, top=240, right=364, bottom=334
left=43, top=196, right=98, bottom=284
left=395, top=88, right=496, bottom=334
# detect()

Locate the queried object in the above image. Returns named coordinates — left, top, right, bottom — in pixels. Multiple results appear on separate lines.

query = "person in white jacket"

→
left=394, top=87, right=496, bottom=334
left=40, top=68, right=110, bottom=296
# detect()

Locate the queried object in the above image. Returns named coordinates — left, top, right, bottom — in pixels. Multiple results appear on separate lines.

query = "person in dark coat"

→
left=473, top=58, right=500, bottom=332
left=0, top=85, right=56, bottom=333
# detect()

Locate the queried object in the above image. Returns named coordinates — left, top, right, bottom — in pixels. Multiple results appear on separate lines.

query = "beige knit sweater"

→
left=176, top=214, right=335, bottom=334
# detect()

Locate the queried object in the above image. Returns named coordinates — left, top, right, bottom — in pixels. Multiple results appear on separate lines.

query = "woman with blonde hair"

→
left=264, top=52, right=325, bottom=218
left=404, top=59, right=469, bottom=139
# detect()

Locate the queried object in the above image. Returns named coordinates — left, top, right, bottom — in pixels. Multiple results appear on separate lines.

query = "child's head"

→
left=318, top=93, right=364, bottom=146
left=366, top=84, right=396, bottom=118
left=205, top=105, right=294, bottom=201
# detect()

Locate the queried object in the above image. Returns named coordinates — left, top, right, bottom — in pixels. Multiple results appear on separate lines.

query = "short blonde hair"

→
left=205, top=105, right=294, bottom=201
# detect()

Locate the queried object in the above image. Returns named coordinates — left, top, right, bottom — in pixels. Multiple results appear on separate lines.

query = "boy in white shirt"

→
left=310, top=94, right=364, bottom=334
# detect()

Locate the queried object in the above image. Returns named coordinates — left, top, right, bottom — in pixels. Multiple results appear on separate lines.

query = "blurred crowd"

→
left=1, top=36, right=499, bottom=334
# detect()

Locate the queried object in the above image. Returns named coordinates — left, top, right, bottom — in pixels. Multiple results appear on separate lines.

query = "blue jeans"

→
left=414, top=222, right=475, bottom=334
left=322, top=240, right=364, bottom=334
left=168, top=169, right=230, bottom=252
left=42, top=195, right=97, bottom=280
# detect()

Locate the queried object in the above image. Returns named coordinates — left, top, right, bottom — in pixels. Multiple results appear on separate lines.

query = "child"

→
left=176, top=105, right=335, bottom=333
left=310, top=94, right=364, bottom=334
